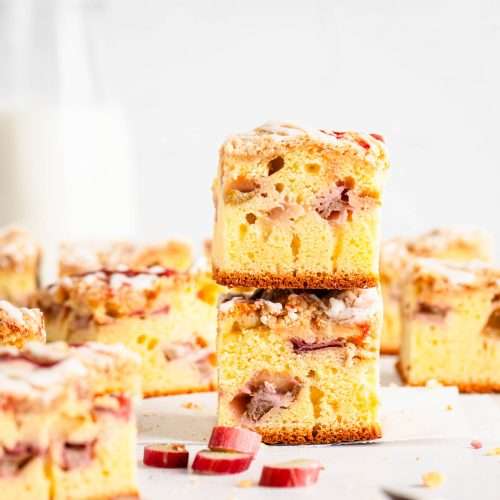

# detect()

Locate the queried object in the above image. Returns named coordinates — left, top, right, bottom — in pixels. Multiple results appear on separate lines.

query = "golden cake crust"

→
left=396, top=361, right=500, bottom=393
left=88, top=489, right=140, bottom=500
left=221, top=122, right=388, bottom=168
left=381, top=346, right=399, bottom=355
left=256, top=423, right=382, bottom=445
left=144, top=382, right=216, bottom=398
left=214, top=268, right=378, bottom=289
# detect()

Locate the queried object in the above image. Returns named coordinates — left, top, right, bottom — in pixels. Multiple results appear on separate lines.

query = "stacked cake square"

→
left=212, top=122, right=390, bottom=444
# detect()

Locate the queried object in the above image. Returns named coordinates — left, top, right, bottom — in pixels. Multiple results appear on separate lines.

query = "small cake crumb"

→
left=446, top=404, right=453, bottom=411
left=182, top=401, right=202, bottom=411
left=486, top=447, right=500, bottom=456
left=425, top=379, right=443, bottom=388
left=470, top=440, right=482, bottom=449
left=237, top=479, right=254, bottom=488
left=422, top=471, right=445, bottom=488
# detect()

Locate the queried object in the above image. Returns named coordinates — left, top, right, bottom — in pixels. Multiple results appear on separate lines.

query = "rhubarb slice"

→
left=143, top=443, right=189, bottom=469
left=192, top=450, right=252, bottom=475
left=208, top=426, right=261, bottom=456
left=259, top=459, right=321, bottom=487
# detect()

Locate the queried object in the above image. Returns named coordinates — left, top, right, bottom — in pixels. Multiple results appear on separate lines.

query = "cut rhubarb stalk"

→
left=208, top=426, right=262, bottom=456
left=143, top=443, right=189, bottom=469
left=192, top=450, right=252, bottom=475
left=259, top=459, right=322, bottom=487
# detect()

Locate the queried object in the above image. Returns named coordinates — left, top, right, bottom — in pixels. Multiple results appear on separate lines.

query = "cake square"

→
left=380, top=228, right=493, bottom=354
left=212, top=122, right=390, bottom=289
left=59, top=238, right=193, bottom=276
left=0, top=341, right=141, bottom=499
left=0, top=301, right=45, bottom=348
left=217, top=288, right=382, bottom=444
left=0, top=227, right=41, bottom=305
left=36, top=267, right=222, bottom=397
left=398, top=258, right=500, bottom=392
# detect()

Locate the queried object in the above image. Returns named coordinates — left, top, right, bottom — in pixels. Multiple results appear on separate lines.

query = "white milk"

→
left=0, top=105, right=136, bottom=282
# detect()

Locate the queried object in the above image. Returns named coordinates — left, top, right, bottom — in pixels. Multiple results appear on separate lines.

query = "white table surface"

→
left=135, top=356, right=500, bottom=500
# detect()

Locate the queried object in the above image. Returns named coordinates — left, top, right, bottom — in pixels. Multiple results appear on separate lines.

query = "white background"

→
left=1, top=0, right=499, bottom=256
left=90, top=0, right=500, bottom=253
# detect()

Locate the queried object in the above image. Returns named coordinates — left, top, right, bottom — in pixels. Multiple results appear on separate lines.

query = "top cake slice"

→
left=212, top=122, right=390, bottom=289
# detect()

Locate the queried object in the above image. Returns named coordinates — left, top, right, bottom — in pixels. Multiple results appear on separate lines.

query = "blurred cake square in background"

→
left=0, top=341, right=141, bottom=500
left=398, top=258, right=500, bottom=392
left=0, top=226, right=41, bottom=305
left=0, top=300, right=45, bottom=348
left=58, top=238, right=193, bottom=277
left=212, top=122, right=390, bottom=289
left=35, top=266, right=223, bottom=397
left=380, top=227, right=493, bottom=354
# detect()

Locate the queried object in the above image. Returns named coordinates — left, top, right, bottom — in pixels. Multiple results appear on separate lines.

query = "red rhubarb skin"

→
left=259, top=464, right=321, bottom=488
left=143, top=446, right=189, bottom=469
left=208, top=426, right=262, bottom=456
left=192, top=450, right=252, bottom=475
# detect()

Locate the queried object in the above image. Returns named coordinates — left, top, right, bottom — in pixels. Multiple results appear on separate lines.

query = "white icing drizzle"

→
left=416, top=258, right=494, bottom=286
left=109, top=272, right=157, bottom=291
left=327, top=288, right=381, bottom=324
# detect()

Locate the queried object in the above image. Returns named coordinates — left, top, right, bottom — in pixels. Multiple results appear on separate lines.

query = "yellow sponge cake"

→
left=59, top=239, right=193, bottom=276
left=0, top=341, right=141, bottom=499
left=380, top=227, right=493, bottom=354
left=398, top=258, right=500, bottom=392
left=36, top=267, right=222, bottom=397
left=213, top=122, right=390, bottom=289
left=217, top=287, right=382, bottom=444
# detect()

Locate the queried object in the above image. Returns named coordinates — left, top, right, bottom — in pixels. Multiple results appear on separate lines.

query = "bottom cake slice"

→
left=399, top=258, right=500, bottom=392
left=217, top=288, right=382, bottom=444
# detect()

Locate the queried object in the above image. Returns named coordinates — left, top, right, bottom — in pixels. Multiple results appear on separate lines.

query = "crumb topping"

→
left=220, top=288, right=381, bottom=326
left=381, top=227, right=493, bottom=281
left=221, top=122, right=388, bottom=168
left=411, top=258, right=500, bottom=291
left=36, top=267, right=182, bottom=323
left=59, top=239, right=193, bottom=276
left=0, top=301, right=45, bottom=342
left=0, top=226, right=40, bottom=271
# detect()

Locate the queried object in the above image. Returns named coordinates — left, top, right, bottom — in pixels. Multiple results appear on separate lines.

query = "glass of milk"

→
left=0, top=0, right=136, bottom=282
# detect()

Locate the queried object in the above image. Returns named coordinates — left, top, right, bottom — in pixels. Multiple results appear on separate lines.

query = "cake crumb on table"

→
left=446, top=404, right=453, bottom=411
left=422, top=471, right=445, bottom=488
left=182, top=401, right=203, bottom=411
left=425, top=379, right=443, bottom=389
left=237, top=479, right=254, bottom=488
